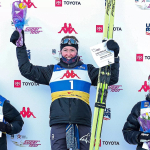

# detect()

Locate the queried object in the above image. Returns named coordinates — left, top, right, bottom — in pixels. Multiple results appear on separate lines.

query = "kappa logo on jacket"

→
left=60, top=70, right=80, bottom=79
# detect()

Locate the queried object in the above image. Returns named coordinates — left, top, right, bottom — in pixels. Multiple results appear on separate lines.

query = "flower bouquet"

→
left=138, top=112, right=150, bottom=150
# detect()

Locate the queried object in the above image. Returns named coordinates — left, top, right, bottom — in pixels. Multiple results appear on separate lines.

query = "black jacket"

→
left=122, top=101, right=148, bottom=150
left=16, top=45, right=119, bottom=127
left=0, top=99, right=24, bottom=150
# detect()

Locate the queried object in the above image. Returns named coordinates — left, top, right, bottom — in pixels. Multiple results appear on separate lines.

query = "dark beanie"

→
left=60, top=43, right=78, bottom=51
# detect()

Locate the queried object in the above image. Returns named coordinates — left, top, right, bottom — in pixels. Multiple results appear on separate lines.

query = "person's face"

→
left=61, top=46, right=77, bottom=59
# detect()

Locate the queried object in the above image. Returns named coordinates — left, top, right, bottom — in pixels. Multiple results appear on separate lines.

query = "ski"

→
left=89, top=0, right=116, bottom=149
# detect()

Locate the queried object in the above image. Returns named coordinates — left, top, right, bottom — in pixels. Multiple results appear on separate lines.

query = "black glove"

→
left=138, top=133, right=150, bottom=142
left=0, top=122, right=12, bottom=134
left=106, top=40, right=119, bottom=57
left=10, top=30, right=25, bottom=46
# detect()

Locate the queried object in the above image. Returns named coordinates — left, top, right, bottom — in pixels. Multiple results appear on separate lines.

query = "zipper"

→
left=69, top=99, right=71, bottom=124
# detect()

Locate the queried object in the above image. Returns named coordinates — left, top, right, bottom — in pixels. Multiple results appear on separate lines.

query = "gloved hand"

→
left=138, top=133, right=150, bottom=142
left=10, top=29, right=25, bottom=47
left=106, top=40, right=119, bottom=57
left=0, top=122, right=11, bottom=134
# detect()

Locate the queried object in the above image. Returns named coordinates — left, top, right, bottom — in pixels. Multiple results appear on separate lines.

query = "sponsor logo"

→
left=146, top=23, right=150, bottom=35
left=26, top=50, right=31, bottom=61
left=138, top=81, right=150, bottom=92
left=55, top=0, right=62, bottom=6
left=23, top=0, right=37, bottom=8
left=144, top=102, right=149, bottom=107
left=96, top=25, right=103, bottom=33
left=136, top=54, right=143, bottom=61
left=113, top=27, right=122, bottom=31
left=104, top=108, right=111, bottom=120
left=58, top=23, right=78, bottom=34
left=52, top=49, right=56, bottom=55
left=0, top=2, right=1, bottom=7
left=135, top=0, right=139, bottom=2
left=60, top=70, right=80, bottom=79
left=102, top=141, right=120, bottom=145
left=11, top=134, right=40, bottom=147
left=136, top=54, right=150, bottom=61
left=96, top=25, right=122, bottom=33
left=23, top=140, right=41, bottom=147
left=14, top=80, right=21, bottom=88
left=79, top=133, right=90, bottom=144
left=108, top=85, right=123, bottom=92
left=20, top=107, right=36, bottom=118
left=25, top=27, right=42, bottom=34
left=64, top=1, right=81, bottom=5
left=14, top=80, right=39, bottom=88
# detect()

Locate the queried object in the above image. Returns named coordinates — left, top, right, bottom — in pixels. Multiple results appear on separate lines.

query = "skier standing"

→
left=10, top=30, right=120, bottom=150
left=0, top=95, right=24, bottom=150
left=123, top=76, right=150, bottom=150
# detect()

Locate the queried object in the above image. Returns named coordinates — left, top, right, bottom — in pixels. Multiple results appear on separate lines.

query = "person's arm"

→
left=3, top=101, right=24, bottom=135
left=122, top=102, right=142, bottom=145
left=87, top=57, right=119, bottom=86
left=87, top=40, right=119, bottom=86
left=10, top=30, right=54, bottom=85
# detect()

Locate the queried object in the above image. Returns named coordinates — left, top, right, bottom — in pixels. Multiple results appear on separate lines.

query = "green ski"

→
left=89, top=0, right=116, bottom=150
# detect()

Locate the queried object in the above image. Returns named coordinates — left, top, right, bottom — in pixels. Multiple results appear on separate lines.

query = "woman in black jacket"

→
left=123, top=93, right=150, bottom=150
left=0, top=95, right=24, bottom=150
left=10, top=30, right=120, bottom=150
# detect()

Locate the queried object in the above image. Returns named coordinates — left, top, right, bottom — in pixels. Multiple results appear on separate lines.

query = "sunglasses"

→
left=61, top=38, right=78, bottom=45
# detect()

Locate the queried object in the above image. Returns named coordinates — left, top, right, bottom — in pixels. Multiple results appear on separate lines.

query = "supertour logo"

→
left=25, top=27, right=42, bottom=34
left=11, top=134, right=41, bottom=147
left=58, top=23, right=78, bottom=34
left=96, top=25, right=122, bottom=33
left=20, top=107, right=36, bottom=118
left=104, top=108, right=111, bottom=120
left=23, top=0, right=37, bottom=8
left=146, top=23, right=150, bottom=35
left=108, top=85, right=123, bottom=92
left=138, top=81, right=150, bottom=92
left=14, top=80, right=39, bottom=88
left=136, top=54, right=150, bottom=61
left=55, top=0, right=81, bottom=7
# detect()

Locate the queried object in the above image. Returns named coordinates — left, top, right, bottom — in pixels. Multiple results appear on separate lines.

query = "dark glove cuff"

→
left=5, top=123, right=12, bottom=134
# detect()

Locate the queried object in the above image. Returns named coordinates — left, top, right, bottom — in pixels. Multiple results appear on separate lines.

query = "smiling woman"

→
left=10, top=30, right=120, bottom=150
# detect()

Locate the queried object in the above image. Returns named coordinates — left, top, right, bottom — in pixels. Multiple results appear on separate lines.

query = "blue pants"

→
left=50, top=124, right=91, bottom=150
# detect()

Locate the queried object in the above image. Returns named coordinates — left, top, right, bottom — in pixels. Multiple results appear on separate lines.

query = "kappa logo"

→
left=138, top=81, right=150, bottom=92
left=20, top=107, right=36, bottom=118
left=79, top=133, right=90, bottom=144
left=58, top=23, right=78, bottom=34
left=23, top=0, right=37, bottom=8
left=60, top=70, right=80, bottom=79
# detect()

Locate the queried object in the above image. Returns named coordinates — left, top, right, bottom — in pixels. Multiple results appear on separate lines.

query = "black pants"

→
left=50, top=124, right=91, bottom=150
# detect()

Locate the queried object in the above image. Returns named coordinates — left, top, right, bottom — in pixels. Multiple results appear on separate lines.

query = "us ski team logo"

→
left=60, top=70, right=80, bottom=79
left=80, top=133, right=90, bottom=143
left=146, top=23, right=150, bottom=35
